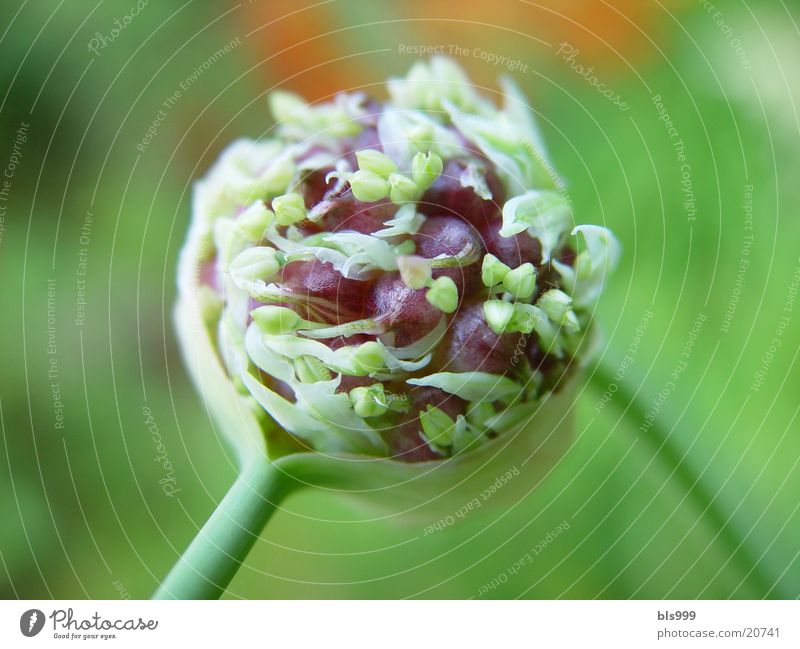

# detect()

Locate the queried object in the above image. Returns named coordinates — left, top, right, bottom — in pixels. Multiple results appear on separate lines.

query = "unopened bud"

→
left=537, top=289, right=570, bottom=321
left=229, top=246, right=281, bottom=283
left=255, top=156, right=296, bottom=196
left=411, top=151, right=443, bottom=190
left=269, top=90, right=305, bottom=123
left=350, top=384, right=389, bottom=417
left=272, top=192, right=307, bottom=226
left=538, top=289, right=580, bottom=332
left=426, top=276, right=459, bottom=313
left=502, top=263, right=537, bottom=299
left=419, top=405, right=455, bottom=449
left=349, top=170, right=390, bottom=202
left=466, top=401, right=496, bottom=429
left=252, top=306, right=301, bottom=335
left=236, top=203, right=273, bottom=241
left=407, top=124, right=433, bottom=150
left=388, top=173, right=420, bottom=204
left=508, top=303, right=539, bottom=334
left=483, top=299, right=514, bottom=334
left=355, top=149, right=398, bottom=178
left=481, top=254, right=511, bottom=287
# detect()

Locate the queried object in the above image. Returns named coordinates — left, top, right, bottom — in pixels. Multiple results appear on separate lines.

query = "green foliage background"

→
left=1, top=0, right=798, bottom=598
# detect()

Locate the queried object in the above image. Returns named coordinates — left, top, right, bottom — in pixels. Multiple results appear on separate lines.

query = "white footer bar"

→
left=1, top=600, right=796, bottom=647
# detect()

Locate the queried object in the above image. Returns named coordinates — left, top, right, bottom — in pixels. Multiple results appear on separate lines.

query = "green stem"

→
left=153, top=460, right=297, bottom=600
left=589, top=360, right=788, bottom=598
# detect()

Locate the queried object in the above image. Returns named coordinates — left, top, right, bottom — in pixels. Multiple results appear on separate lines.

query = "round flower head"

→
left=178, top=57, right=619, bottom=469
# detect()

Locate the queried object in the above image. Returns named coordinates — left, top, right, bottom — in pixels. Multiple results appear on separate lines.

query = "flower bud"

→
left=355, top=149, right=398, bottom=178
left=254, top=156, right=296, bottom=197
left=167, top=58, right=621, bottom=602
left=425, top=276, right=458, bottom=313
left=272, top=192, right=307, bottom=226
left=411, top=151, right=443, bottom=190
left=236, top=204, right=274, bottom=241
left=419, top=405, right=455, bottom=451
left=229, top=246, right=281, bottom=283
left=537, top=289, right=580, bottom=333
left=502, top=262, right=537, bottom=299
left=388, top=173, right=420, bottom=204
left=350, top=384, right=389, bottom=418
left=349, top=170, right=390, bottom=202
left=483, top=299, right=514, bottom=334
left=179, top=56, right=618, bottom=470
left=407, top=123, right=433, bottom=150
left=252, top=306, right=301, bottom=335
left=269, top=90, right=305, bottom=123
left=481, top=253, right=511, bottom=287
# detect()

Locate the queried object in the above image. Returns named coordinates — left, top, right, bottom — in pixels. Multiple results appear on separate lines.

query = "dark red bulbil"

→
left=414, top=215, right=483, bottom=295
left=280, top=260, right=373, bottom=324
left=368, top=273, right=442, bottom=347
left=419, top=159, right=504, bottom=224
left=477, top=217, right=542, bottom=268
left=318, top=188, right=397, bottom=234
left=439, top=301, right=525, bottom=374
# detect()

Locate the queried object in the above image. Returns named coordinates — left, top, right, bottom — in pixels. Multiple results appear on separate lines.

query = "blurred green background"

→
left=1, top=0, right=799, bottom=599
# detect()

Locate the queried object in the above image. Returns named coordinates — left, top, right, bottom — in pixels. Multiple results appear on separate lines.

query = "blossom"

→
left=178, top=57, right=618, bottom=464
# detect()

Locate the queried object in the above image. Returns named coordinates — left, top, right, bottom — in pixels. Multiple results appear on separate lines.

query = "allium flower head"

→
left=178, top=57, right=618, bottom=465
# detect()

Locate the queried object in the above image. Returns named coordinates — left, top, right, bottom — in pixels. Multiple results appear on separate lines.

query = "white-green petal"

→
left=269, top=90, right=364, bottom=139
left=407, top=372, right=522, bottom=402
left=280, top=231, right=401, bottom=279
left=244, top=322, right=295, bottom=383
left=323, top=232, right=400, bottom=273
left=387, top=57, right=493, bottom=115
left=499, top=75, right=549, bottom=162
left=500, top=190, right=572, bottom=262
left=377, top=107, right=463, bottom=168
left=372, top=203, right=425, bottom=238
left=459, top=163, right=493, bottom=200
left=450, top=416, right=484, bottom=455
left=259, top=334, right=366, bottom=375
left=241, top=372, right=386, bottom=455
left=568, top=225, right=621, bottom=307
left=298, top=318, right=384, bottom=340
left=397, top=255, right=432, bottom=289
left=442, top=99, right=556, bottom=195
left=419, top=406, right=455, bottom=452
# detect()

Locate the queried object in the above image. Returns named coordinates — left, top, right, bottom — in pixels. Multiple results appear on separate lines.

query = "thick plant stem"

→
left=153, top=460, right=296, bottom=600
left=589, top=361, right=787, bottom=599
